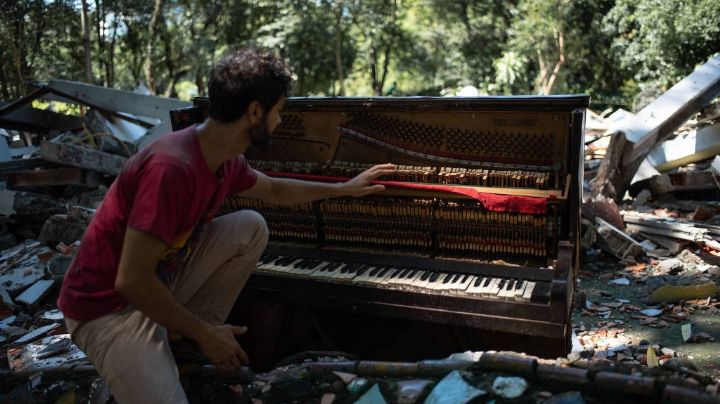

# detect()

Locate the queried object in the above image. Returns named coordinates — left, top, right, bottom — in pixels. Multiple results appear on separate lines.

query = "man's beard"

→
left=248, top=117, right=272, bottom=153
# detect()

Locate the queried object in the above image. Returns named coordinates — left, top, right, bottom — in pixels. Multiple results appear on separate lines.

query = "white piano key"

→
left=522, top=281, right=536, bottom=301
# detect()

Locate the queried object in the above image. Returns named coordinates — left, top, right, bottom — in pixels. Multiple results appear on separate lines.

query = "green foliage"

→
left=604, top=0, right=720, bottom=88
left=0, top=0, right=718, bottom=111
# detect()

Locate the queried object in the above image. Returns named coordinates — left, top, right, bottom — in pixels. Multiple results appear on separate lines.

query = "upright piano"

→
left=170, top=95, right=588, bottom=368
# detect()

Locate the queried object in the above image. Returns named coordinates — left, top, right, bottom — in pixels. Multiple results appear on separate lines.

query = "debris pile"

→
left=0, top=80, right=190, bottom=241
left=229, top=351, right=720, bottom=403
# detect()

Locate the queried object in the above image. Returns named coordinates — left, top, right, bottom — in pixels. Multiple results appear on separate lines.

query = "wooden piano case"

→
left=170, top=95, right=588, bottom=369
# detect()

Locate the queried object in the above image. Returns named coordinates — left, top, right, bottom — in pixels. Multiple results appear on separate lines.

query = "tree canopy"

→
left=1, top=0, right=718, bottom=111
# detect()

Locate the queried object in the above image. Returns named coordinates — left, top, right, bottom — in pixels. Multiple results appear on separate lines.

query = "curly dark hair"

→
left=208, top=48, right=292, bottom=123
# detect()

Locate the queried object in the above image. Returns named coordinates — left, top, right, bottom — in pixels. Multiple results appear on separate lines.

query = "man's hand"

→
left=196, top=324, right=249, bottom=369
left=340, top=163, right=395, bottom=197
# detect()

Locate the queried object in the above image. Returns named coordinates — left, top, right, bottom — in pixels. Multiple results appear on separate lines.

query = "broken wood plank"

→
left=0, top=158, right=54, bottom=173
left=639, top=233, right=687, bottom=255
left=592, top=54, right=720, bottom=201
left=0, top=265, right=44, bottom=294
left=10, top=323, right=60, bottom=347
left=648, top=122, right=720, bottom=172
left=46, top=80, right=190, bottom=121
left=0, top=101, right=85, bottom=133
left=15, top=279, right=54, bottom=308
left=39, top=142, right=127, bottom=175
left=594, top=217, right=644, bottom=259
left=6, top=167, right=100, bottom=188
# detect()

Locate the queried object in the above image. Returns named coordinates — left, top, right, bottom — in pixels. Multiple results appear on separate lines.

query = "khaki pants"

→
left=65, top=210, right=268, bottom=404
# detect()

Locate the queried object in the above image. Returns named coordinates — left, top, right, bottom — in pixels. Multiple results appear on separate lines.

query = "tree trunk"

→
left=370, top=46, right=380, bottom=95
left=196, top=71, right=206, bottom=96
left=333, top=3, right=344, bottom=96
left=80, top=0, right=92, bottom=83
left=543, top=30, right=565, bottom=94
left=377, top=0, right=398, bottom=96
left=145, top=0, right=165, bottom=94
left=107, top=13, right=119, bottom=86
left=94, top=0, right=107, bottom=86
left=537, top=30, right=565, bottom=95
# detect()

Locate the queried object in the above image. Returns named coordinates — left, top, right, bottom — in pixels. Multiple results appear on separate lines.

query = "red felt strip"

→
left=262, top=171, right=547, bottom=215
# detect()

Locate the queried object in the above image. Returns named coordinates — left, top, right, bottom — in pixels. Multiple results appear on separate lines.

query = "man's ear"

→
left=247, top=101, right=264, bottom=125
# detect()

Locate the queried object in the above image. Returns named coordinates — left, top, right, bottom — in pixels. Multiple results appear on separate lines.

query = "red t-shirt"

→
left=57, top=125, right=257, bottom=322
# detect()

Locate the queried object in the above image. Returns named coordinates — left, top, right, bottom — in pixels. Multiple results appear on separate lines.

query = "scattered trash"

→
left=347, top=378, right=370, bottom=395
left=333, top=371, right=357, bottom=384
left=354, top=384, right=386, bottom=404
left=649, top=283, right=718, bottom=303
left=682, top=324, right=693, bottom=342
left=687, top=332, right=715, bottom=343
left=609, top=278, right=630, bottom=285
left=646, top=347, right=659, bottom=368
left=396, top=379, right=431, bottom=404
left=425, top=370, right=486, bottom=404
left=491, top=376, right=528, bottom=399
left=639, top=308, right=663, bottom=317
left=542, top=391, right=586, bottom=404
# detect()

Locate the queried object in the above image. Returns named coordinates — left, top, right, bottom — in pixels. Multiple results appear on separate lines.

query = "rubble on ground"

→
left=1, top=66, right=719, bottom=401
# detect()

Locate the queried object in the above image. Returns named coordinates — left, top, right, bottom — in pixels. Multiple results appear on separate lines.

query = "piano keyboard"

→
left=256, top=255, right=551, bottom=304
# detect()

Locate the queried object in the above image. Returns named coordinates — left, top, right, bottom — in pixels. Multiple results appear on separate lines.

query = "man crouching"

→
left=57, top=48, right=393, bottom=403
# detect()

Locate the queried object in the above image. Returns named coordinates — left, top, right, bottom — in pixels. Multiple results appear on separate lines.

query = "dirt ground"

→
left=573, top=252, right=720, bottom=381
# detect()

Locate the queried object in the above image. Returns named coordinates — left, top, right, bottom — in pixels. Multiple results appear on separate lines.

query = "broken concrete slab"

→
left=592, top=54, right=720, bottom=201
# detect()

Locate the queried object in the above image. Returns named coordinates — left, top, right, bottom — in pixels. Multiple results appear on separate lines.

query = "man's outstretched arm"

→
left=115, top=228, right=248, bottom=369
left=240, top=163, right=395, bottom=205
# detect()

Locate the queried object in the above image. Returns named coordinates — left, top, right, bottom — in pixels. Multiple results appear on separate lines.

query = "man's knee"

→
left=242, top=210, right=268, bottom=247
left=229, top=210, right=268, bottom=254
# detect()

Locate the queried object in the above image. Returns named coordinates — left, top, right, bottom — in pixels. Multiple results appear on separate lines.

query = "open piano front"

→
left=170, top=95, right=588, bottom=368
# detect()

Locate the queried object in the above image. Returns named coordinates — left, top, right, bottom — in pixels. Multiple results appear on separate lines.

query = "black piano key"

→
left=420, top=271, right=431, bottom=281
left=460, top=274, right=469, bottom=283
left=497, top=279, right=506, bottom=290
left=259, top=255, right=278, bottom=264
left=506, top=279, right=515, bottom=291
left=428, top=272, right=440, bottom=282
left=377, top=267, right=391, bottom=277
left=442, top=274, right=453, bottom=284
left=406, top=270, right=417, bottom=279
left=353, top=265, right=368, bottom=275
left=483, top=277, right=492, bottom=287
left=515, top=280, right=524, bottom=290
left=474, top=277, right=483, bottom=287
left=530, top=282, right=551, bottom=304
left=293, top=258, right=309, bottom=268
